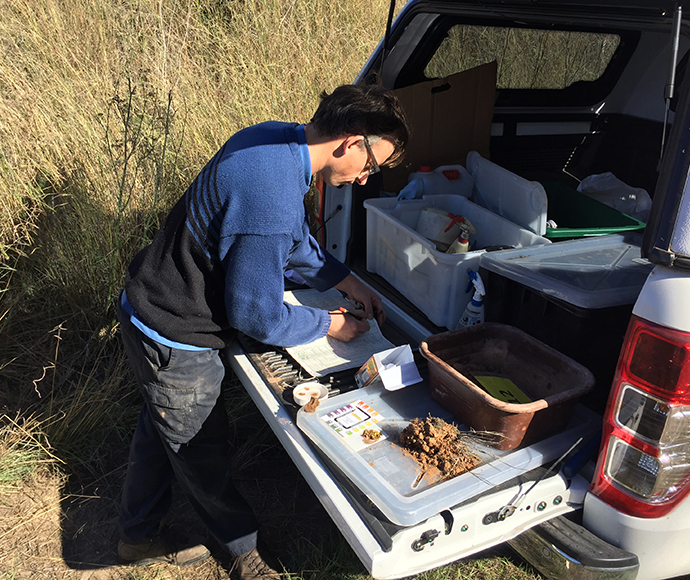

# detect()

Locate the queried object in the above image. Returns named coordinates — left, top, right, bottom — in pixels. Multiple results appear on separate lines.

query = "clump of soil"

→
left=399, top=416, right=482, bottom=482
left=303, top=395, right=320, bottom=413
left=361, top=428, right=383, bottom=445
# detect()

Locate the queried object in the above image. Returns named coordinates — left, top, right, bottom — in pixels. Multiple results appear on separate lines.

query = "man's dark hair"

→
left=310, top=84, right=410, bottom=167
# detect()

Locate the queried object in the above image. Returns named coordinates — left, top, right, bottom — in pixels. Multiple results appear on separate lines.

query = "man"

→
left=115, top=83, right=409, bottom=578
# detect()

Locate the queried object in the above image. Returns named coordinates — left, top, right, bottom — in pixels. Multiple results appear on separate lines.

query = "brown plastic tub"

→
left=419, top=323, right=595, bottom=450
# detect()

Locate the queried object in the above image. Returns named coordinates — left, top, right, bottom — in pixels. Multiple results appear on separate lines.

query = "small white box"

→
left=364, top=194, right=549, bottom=329
left=354, top=344, right=422, bottom=391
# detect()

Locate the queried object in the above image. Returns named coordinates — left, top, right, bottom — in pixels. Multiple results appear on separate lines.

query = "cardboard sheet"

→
left=383, top=61, right=497, bottom=194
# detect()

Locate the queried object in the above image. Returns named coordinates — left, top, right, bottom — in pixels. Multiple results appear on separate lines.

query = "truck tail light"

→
left=590, top=315, right=690, bottom=517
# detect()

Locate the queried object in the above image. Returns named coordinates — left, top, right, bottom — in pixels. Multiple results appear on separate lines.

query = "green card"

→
left=474, top=374, right=532, bottom=404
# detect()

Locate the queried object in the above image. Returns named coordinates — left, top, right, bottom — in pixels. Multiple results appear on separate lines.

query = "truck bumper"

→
left=508, top=515, right=639, bottom=580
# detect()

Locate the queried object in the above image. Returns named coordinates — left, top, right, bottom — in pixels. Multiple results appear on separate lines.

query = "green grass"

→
left=0, top=414, right=59, bottom=493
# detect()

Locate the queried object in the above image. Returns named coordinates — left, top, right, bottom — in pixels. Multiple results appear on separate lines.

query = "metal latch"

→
left=411, top=529, right=440, bottom=552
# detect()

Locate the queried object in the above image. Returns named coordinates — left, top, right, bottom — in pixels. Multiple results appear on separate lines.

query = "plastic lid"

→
left=419, top=165, right=432, bottom=172
left=293, top=382, right=328, bottom=406
left=478, top=233, right=653, bottom=309
left=467, top=151, right=547, bottom=236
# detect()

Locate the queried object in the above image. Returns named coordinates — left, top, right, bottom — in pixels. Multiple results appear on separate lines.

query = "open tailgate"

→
left=224, top=292, right=598, bottom=579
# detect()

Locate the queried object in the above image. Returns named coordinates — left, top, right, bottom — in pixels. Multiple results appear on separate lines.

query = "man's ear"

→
left=332, top=135, right=363, bottom=159
left=342, top=135, right=365, bottom=154
left=332, top=136, right=349, bottom=159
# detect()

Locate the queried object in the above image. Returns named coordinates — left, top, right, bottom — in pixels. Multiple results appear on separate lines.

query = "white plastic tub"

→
left=364, top=194, right=549, bottom=329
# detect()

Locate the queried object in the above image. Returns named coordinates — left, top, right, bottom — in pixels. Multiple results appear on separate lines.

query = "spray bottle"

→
left=446, top=216, right=476, bottom=254
left=456, top=270, right=485, bottom=328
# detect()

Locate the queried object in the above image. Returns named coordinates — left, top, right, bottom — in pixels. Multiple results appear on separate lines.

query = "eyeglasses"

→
left=362, top=136, right=381, bottom=176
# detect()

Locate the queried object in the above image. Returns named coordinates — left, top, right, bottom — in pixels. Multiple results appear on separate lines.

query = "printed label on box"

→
left=354, top=357, right=379, bottom=388
left=322, top=401, right=388, bottom=451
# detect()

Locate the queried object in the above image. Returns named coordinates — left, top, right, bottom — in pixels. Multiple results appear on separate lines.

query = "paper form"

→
left=284, top=288, right=395, bottom=377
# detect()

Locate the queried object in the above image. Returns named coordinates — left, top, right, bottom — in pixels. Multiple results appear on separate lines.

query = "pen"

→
left=337, top=306, right=365, bottom=320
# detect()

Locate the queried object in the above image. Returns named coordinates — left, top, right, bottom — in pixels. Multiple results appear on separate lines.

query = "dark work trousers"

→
left=116, top=298, right=259, bottom=557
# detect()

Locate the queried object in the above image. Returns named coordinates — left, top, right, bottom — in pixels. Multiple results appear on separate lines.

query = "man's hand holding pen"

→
left=327, top=273, right=387, bottom=342
left=338, top=306, right=365, bottom=320
left=327, top=305, right=371, bottom=342
left=333, top=274, right=387, bottom=326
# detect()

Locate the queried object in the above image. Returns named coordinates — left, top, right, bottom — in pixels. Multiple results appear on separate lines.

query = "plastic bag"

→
left=577, top=172, right=652, bottom=223
left=397, top=178, right=425, bottom=200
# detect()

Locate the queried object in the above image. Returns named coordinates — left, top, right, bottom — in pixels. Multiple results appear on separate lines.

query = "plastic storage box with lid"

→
left=478, top=232, right=654, bottom=408
left=542, top=182, right=646, bottom=240
left=295, top=378, right=599, bottom=526
left=363, top=194, right=549, bottom=329
left=419, top=323, right=595, bottom=450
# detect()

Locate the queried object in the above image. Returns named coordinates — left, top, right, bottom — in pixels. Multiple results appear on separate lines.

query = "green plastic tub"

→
left=543, top=181, right=646, bottom=239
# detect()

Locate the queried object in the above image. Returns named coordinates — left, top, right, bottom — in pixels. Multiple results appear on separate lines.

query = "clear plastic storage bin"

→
left=478, top=233, right=654, bottom=406
left=364, top=194, right=549, bottom=329
left=296, top=380, right=599, bottom=526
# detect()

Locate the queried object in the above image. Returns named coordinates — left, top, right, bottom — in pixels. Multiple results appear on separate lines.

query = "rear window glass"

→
left=425, top=25, right=620, bottom=90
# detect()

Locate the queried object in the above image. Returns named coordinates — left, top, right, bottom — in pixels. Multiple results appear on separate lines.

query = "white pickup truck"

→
left=226, top=2, right=690, bottom=579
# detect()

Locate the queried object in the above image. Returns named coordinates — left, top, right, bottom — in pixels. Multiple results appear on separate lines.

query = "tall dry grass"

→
left=0, top=0, right=393, bottom=470
left=0, top=4, right=412, bottom=577
left=0, top=3, right=401, bottom=575
left=0, top=0, right=392, bottom=305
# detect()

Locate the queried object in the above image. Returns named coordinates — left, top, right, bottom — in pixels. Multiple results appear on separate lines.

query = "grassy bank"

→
left=0, top=0, right=542, bottom=578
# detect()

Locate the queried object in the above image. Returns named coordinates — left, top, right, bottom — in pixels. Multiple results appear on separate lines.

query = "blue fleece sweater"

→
left=125, top=122, right=350, bottom=349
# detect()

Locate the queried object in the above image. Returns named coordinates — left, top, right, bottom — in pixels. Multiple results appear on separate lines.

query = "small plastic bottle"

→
left=446, top=217, right=476, bottom=254
left=456, top=270, right=485, bottom=328
left=447, top=236, right=470, bottom=254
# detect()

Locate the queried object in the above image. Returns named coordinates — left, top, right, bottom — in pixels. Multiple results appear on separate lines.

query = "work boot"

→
left=234, top=546, right=283, bottom=579
left=118, top=527, right=210, bottom=567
